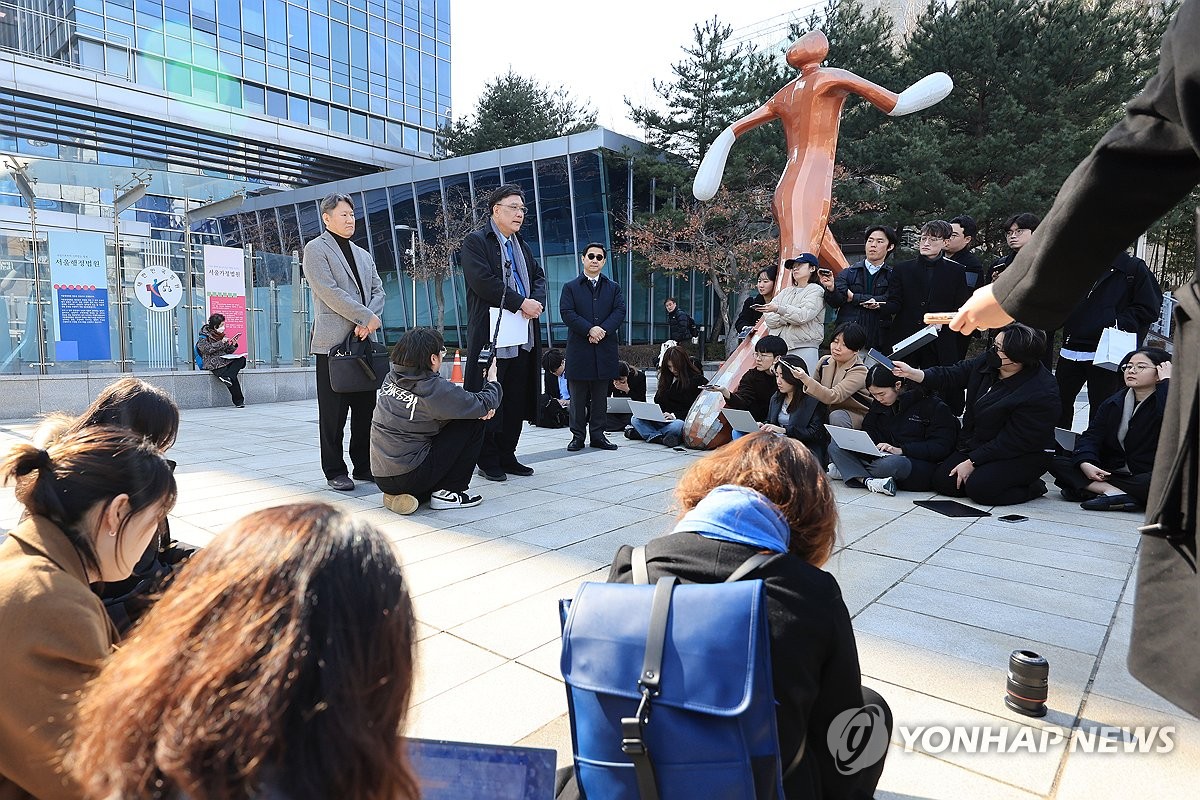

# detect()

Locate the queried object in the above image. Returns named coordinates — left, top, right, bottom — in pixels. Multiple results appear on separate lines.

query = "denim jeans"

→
left=630, top=417, right=685, bottom=442
left=828, top=440, right=913, bottom=483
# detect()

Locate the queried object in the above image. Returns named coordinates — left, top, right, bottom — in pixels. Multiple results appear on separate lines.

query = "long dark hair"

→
left=775, top=354, right=809, bottom=413
left=658, top=345, right=702, bottom=388
left=2, top=427, right=177, bottom=576
left=68, top=503, right=419, bottom=800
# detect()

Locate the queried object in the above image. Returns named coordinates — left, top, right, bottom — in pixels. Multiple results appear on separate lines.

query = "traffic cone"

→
left=451, top=350, right=463, bottom=384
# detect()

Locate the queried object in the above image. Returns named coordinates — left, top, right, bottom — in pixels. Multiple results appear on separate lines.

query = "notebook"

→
left=825, top=425, right=886, bottom=457
left=913, top=500, right=991, bottom=518
left=607, top=396, right=632, bottom=414
left=407, top=738, right=556, bottom=800
left=628, top=399, right=668, bottom=422
left=1054, top=427, right=1079, bottom=451
left=722, top=408, right=761, bottom=434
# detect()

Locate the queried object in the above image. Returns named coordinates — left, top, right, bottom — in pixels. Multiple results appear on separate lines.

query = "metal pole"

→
left=28, top=204, right=48, bottom=374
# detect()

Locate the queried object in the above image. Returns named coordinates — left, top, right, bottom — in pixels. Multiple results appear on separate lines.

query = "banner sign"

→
left=203, top=245, right=247, bottom=357
left=47, top=231, right=110, bottom=361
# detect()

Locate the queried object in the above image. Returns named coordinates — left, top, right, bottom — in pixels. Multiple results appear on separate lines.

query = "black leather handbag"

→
left=328, top=332, right=390, bottom=393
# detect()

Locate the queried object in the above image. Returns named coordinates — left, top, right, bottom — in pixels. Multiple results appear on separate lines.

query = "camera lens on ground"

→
left=1004, top=649, right=1049, bottom=717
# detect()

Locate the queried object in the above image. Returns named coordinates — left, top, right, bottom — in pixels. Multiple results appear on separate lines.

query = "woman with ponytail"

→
left=0, top=427, right=176, bottom=799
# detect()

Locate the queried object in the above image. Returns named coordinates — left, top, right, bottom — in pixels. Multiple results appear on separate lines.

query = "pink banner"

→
left=208, top=295, right=247, bottom=356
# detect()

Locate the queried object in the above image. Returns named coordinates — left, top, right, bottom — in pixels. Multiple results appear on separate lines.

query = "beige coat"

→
left=799, top=355, right=870, bottom=428
left=0, top=517, right=117, bottom=800
left=761, top=283, right=825, bottom=352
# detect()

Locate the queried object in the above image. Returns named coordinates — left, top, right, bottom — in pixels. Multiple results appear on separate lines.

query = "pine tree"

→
left=439, top=70, right=595, bottom=157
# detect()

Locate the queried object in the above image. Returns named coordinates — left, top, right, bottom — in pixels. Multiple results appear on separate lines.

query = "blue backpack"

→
left=560, top=549, right=783, bottom=799
left=194, top=338, right=204, bottom=370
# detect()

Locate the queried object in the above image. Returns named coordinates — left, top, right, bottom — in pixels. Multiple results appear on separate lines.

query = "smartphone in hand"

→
left=817, top=268, right=833, bottom=277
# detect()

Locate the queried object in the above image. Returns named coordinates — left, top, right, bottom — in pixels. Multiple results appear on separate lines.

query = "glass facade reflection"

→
left=217, top=129, right=712, bottom=351
left=4, top=0, right=450, bottom=155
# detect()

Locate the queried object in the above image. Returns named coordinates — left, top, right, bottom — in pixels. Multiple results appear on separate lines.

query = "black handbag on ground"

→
left=328, top=332, right=390, bottom=393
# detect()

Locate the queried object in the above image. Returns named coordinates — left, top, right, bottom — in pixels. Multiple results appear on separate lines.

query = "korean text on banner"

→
left=203, top=245, right=247, bottom=356
left=47, top=231, right=111, bottom=361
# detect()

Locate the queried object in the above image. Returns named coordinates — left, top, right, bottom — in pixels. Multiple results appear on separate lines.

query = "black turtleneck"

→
left=329, top=231, right=366, bottom=302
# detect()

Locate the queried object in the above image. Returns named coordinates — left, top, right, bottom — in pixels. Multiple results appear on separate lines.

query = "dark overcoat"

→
left=560, top=273, right=626, bottom=382
left=988, top=0, right=1200, bottom=716
left=458, top=225, right=548, bottom=420
left=884, top=255, right=970, bottom=366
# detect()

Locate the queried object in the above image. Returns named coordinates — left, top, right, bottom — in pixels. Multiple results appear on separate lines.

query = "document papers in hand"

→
left=890, top=325, right=939, bottom=361
left=488, top=307, right=530, bottom=348
left=825, top=425, right=887, bottom=457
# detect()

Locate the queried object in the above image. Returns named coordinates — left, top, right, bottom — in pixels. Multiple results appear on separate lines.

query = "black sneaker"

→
left=624, top=426, right=643, bottom=441
left=219, top=376, right=233, bottom=386
left=662, top=433, right=682, bottom=448
left=430, top=489, right=483, bottom=510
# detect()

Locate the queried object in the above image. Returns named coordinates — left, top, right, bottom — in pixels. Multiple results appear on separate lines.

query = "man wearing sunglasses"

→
left=560, top=243, right=626, bottom=451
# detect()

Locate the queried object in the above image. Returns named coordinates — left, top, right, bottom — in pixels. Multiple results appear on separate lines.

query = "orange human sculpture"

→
left=683, top=30, right=952, bottom=448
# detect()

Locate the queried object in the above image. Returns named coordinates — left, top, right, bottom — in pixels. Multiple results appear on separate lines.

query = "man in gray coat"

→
left=304, top=192, right=386, bottom=491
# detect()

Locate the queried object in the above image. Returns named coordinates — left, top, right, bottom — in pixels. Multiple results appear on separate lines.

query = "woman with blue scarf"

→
left=604, top=433, right=891, bottom=799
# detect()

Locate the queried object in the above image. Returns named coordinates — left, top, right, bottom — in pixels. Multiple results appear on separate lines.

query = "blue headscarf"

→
left=671, top=484, right=791, bottom=553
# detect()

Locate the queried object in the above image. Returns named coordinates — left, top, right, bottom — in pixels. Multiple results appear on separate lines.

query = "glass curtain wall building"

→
left=217, top=128, right=713, bottom=354
left=2, top=0, right=450, bottom=155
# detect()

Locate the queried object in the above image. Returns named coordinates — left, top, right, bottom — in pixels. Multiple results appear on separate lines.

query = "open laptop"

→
left=628, top=399, right=669, bottom=422
left=722, top=408, right=761, bottom=434
left=890, top=325, right=939, bottom=361
left=407, top=738, right=556, bottom=800
left=607, top=396, right=632, bottom=414
left=864, top=348, right=895, bottom=371
left=825, top=425, right=887, bottom=458
left=1054, top=427, right=1079, bottom=451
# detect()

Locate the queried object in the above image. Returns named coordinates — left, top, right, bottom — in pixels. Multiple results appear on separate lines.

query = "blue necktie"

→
left=504, top=239, right=526, bottom=295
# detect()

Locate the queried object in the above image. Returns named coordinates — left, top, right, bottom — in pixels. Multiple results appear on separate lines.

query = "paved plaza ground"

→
left=0, top=397, right=1195, bottom=798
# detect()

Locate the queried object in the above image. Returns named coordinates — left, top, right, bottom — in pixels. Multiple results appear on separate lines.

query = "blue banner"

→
left=48, top=231, right=111, bottom=361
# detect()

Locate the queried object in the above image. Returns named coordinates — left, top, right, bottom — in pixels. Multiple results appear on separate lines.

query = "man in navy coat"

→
left=460, top=184, right=548, bottom=481
left=560, top=242, right=626, bottom=451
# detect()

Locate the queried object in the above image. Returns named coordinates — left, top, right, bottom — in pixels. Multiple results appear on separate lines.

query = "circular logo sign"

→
left=133, top=266, right=183, bottom=311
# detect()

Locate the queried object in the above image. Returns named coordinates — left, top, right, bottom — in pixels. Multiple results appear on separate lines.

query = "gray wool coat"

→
left=303, top=230, right=386, bottom=354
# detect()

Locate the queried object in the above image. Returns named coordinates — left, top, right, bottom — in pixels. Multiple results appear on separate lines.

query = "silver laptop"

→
left=628, top=399, right=668, bottom=423
left=1054, top=427, right=1079, bottom=451
left=722, top=408, right=761, bottom=434
left=607, top=396, right=632, bottom=414
left=825, top=425, right=886, bottom=458
left=890, top=325, right=939, bottom=361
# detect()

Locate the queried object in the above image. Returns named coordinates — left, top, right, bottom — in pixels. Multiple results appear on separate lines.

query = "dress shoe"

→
left=624, top=426, right=643, bottom=441
left=590, top=437, right=618, bottom=451
left=352, top=472, right=376, bottom=483
left=1059, top=487, right=1093, bottom=502
left=502, top=460, right=535, bottom=477
left=327, top=475, right=354, bottom=491
left=567, top=437, right=585, bottom=452
left=1081, top=493, right=1141, bottom=512
left=661, top=433, right=683, bottom=448
left=477, top=467, right=508, bottom=482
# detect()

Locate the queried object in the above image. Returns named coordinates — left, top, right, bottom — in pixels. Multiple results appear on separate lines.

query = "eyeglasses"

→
left=439, top=349, right=447, bottom=358
left=585, top=253, right=605, bottom=261
left=1121, top=363, right=1154, bottom=373
left=496, top=203, right=527, bottom=214
left=918, top=236, right=946, bottom=243
left=991, top=343, right=1006, bottom=354
left=1006, top=228, right=1030, bottom=237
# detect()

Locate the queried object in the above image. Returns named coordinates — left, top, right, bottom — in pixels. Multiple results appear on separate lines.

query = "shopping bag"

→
left=1094, top=326, right=1137, bottom=371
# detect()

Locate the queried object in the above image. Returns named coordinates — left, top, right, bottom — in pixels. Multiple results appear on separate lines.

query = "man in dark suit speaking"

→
left=460, top=185, right=548, bottom=481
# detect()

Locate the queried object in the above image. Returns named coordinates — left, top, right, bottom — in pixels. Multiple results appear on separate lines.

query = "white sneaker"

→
left=827, top=463, right=842, bottom=481
left=430, top=489, right=483, bottom=510
left=865, top=477, right=896, bottom=497
left=383, top=493, right=419, bottom=515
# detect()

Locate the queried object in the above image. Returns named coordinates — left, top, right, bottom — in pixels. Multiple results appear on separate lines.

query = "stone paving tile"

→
left=925, top=546, right=1128, bottom=602
left=825, top=549, right=917, bottom=616
left=402, top=536, right=548, bottom=597
left=945, top=534, right=1133, bottom=581
left=964, top=523, right=1137, bottom=564
left=878, top=582, right=1110, bottom=655
left=905, top=563, right=1119, bottom=626
left=406, top=661, right=567, bottom=746
left=411, top=632, right=507, bottom=706
left=875, top=738, right=1042, bottom=800
left=391, top=527, right=504, bottom=565
left=835, top=503, right=906, bottom=546
left=869, top=679, right=1064, bottom=795
left=515, top=714, right=574, bottom=771
left=850, top=514, right=973, bottom=561
left=555, top=514, right=676, bottom=564
left=508, top=504, right=662, bottom=549
left=1086, top=600, right=1193, bottom=718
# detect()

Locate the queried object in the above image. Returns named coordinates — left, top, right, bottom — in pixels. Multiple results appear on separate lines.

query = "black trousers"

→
left=1048, top=454, right=1152, bottom=503
left=477, top=347, right=533, bottom=472
left=376, top=419, right=484, bottom=501
left=932, top=450, right=1051, bottom=506
left=1055, top=357, right=1121, bottom=428
left=568, top=378, right=610, bottom=441
left=212, top=356, right=246, bottom=406
left=315, top=354, right=376, bottom=479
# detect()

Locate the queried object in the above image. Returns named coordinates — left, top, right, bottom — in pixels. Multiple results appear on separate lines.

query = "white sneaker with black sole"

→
left=827, top=462, right=842, bottom=481
left=429, top=489, right=483, bottom=510
left=865, top=477, right=896, bottom=497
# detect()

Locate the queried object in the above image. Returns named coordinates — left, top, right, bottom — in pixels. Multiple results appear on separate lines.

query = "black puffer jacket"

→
left=921, top=354, right=1058, bottom=463
left=862, top=389, right=960, bottom=489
